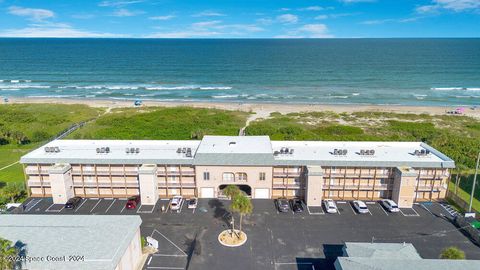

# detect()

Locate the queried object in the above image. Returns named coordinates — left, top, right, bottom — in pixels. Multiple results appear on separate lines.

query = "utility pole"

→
left=468, top=152, right=480, bottom=213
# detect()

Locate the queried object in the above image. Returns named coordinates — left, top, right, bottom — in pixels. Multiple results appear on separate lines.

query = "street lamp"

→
left=468, top=152, right=480, bottom=213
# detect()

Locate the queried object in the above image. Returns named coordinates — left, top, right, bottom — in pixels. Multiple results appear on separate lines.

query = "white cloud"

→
left=315, top=15, right=329, bottom=20
left=278, top=8, right=291, bottom=11
left=276, top=23, right=333, bottom=38
left=149, top=15, right=175, bottom=21
left=0, top=24, right=126, bottom=38
left=192, top=11, right=226, bottom=17
left=277, top=14, right=298, bottom=24
left=8, top=6, right=55, bottom=22
left=416, top=0, right=480, bottom=13
left=147, top=19, right=263, bottom=38
left=299, top=24, right=332, bottom=38
left=339, top=0, right=376, bottom=3
left=361, top=17, right=421, bottom=25
left=99, top=0, right=144, bottom=7
left=112, top=8, right=144, bottom=17
left=257, top=18, right=273, bottom=25
left=300, top=6, right=323, bottom=11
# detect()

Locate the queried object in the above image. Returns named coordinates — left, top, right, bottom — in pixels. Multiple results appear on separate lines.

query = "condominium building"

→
left=20, top=136, right=454, bottom=208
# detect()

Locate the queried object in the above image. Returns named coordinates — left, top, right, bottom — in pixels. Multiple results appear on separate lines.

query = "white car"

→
left=323, top=199, right=338, bottom=214
left=170, top=196, right=183, bottom=211
left=187, top=198, right=198, bottom=209
left=381, top=199, right=399, bottom=212
left=352, top=200, right=369, bottom=214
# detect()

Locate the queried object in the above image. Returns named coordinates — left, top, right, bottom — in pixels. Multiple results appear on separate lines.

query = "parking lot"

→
left=17, top=198, right=480, bottom=270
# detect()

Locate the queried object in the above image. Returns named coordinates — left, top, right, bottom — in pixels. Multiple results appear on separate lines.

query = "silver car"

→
left=323, top=199, right=338, bottom=214
left=381, top=199, right=399, bottom=212
left=352, top=200, right=369, bottom=214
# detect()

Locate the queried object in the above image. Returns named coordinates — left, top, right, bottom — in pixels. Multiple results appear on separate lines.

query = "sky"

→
left=0, top=0, right=479, bottom=38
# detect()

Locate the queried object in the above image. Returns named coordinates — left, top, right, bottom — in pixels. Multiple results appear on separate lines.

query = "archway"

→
left=218, top=184, right=252, bottom=197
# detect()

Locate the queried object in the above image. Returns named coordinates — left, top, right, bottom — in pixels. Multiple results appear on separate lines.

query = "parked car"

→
left=65, top=197, right=82, bottom=209
left=126, top=195, right=140, bottom=209
left=380, top=199, right=399, bottom=212
left=170, top=196, right=183, bottom=211
left=291, top=199, right=304, bottom=213
left=323, top=199, right=338, bottom=214
left=276, top=199, right=290, bottom=212
left=352, top=200, right=369, bottom=214
left=188, top=198, right=198, bottom=209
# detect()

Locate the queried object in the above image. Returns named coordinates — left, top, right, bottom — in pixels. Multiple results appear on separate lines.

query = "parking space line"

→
left=153, top=254, right=187, bottom=257
left=25, top=199, right=42, bottom=212
left=75, top=199, right=88, bottom=212
left=348, top=202, right=357, bottom=215
left=368, top=209, right=372, bottom=216
left=306, top=206, right=325, bottom=215
left=147, top=256, right=152, bottom=266
left=337, top=201, right=347, bottom=204
left=366, top=201, right=376, bottom=204
left=146, top=267, right=184, bottom=270
left=150, top=229, right=187, bottom=256
left=411, top=207, right=419, bottom=216
left=379, top=204, right=389, bottom=216
left=105, top=199, right=116, bottom=213
left=45, top=204, right=64, bottom=213
left=90, top=199, right=102, bottom=213
left=120, top=205, right=126, bottom=213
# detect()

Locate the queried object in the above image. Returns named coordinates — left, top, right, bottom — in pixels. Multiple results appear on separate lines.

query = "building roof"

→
left=342, top=242, right=421, bottom=259
left=0, top=215, right=141, bottom=270
left=194, top=136, right=275, bottom=165
left=335, top=242, right=480, bottom=270
left=20, top=136, right=454, bottom=168
left=20, top=139, right=200, bottom=165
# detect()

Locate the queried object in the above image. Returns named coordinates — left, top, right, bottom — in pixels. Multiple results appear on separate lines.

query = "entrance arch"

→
left=218, top=184, right=252, bottom=197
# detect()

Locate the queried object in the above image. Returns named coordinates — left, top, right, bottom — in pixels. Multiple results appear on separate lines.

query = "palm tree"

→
left=222, top=185, right=241, bottom=235
left=230, top=194, right=253, bottom=236
left=2, top=183, right=24, bottom=203
left=222, top=185, right=240, bottom=200
left=440, top=246, right=465, bottom=260
left=0, top=237, right=18, bottom=270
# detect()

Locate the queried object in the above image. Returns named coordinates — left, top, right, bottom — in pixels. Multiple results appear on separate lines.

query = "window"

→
left=203, top=172, right=210, bottom=181
left=259, top=172, right=266, bottom=181
left=223, top=173, right=234, bottom=182
left=236, top=173, right=247, bottom=181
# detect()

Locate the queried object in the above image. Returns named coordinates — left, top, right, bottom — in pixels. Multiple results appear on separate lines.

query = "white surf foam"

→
left=212, top=94, right=239, bottom=99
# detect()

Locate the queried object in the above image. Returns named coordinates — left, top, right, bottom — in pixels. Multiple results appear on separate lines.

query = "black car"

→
left=276, top=199, right=290, bottom=212
left=291, top=199, right=304, bottom=213
left=65, top=196, right=82, bottom=209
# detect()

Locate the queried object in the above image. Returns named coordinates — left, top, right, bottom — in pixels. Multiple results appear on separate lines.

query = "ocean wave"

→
left=0, top=88, right=20, bottom=91
left=431, top=87, right=480, bottom=91
left=352, top=93, right=360, bottom=96
left=200, top=86, right=233, bottom=90
left=0, top=84, right=50, bottom=89
left=0, top=79, right=32, bottom=83
left=212, top=94, right=240, bottom=99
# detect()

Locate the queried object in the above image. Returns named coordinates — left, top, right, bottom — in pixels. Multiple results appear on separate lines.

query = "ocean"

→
left=0, top=38, right=479, bottom=106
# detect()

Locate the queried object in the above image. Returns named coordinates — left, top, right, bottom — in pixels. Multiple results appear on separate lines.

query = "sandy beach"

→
left=5, top=97, right=480, bottom=119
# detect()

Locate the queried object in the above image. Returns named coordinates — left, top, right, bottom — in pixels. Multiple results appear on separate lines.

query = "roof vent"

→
left=229, top=141, right=236, bottom=146
left=45, top=147, right=60, bottom=153
left=414, top=149, right=430, bottom=156
left=359, top=149, right=375, bottom=156
left=333, top=149, right=348, bottom=155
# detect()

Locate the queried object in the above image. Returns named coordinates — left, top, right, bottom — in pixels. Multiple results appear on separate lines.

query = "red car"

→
left=126, top=196, right=140, bottom=209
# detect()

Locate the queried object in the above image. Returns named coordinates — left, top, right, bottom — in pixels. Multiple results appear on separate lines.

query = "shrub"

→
left=440, top=247, right=465, bottom=260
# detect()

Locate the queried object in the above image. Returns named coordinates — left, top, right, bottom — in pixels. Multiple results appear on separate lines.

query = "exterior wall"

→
left=157, top=165, right=196, bottom=198
left=195, top=165, right=272, bottom=198
left=24, top=162, right=450, bottom=207
left=392, top=167, right=417, bottom=208
left=305, top=166, right=323, bottom=206
left=321, top=166, right=393, bottom=201
left=115, top=228, right=142, bottom=270
left=272, top=166, right=305, bottom=198
left=139, top=165, right=158, bottom=205
left=49, top=165, right=74, bottom=204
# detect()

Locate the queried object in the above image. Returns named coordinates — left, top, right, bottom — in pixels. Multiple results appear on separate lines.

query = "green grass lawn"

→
left=448, top=181, right=480, bottom=212
left=0, top=104, right=103, bottom=188
left=69, top=107, right=249, bottom=140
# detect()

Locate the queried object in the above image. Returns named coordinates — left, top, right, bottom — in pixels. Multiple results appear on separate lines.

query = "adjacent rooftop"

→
left=0, top=215, right=142, bottom=270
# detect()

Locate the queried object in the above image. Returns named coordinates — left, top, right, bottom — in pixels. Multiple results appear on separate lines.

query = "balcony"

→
left=272, top=183, right=301, bottom=189
left=273, top=172, right=301, bottom=177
